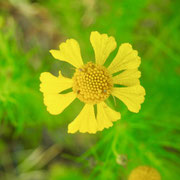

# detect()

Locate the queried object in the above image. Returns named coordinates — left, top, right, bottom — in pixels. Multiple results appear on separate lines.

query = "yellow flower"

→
left=40, top=31, right=145, bottom=134
left=128, top=166, right=161, bottom=180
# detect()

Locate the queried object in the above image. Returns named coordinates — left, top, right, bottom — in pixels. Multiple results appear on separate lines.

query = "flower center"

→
left=72, top=62, right=113, bottom=104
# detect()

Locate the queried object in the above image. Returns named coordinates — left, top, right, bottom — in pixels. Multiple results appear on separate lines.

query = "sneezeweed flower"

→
left=128, top=166, right=161, bottom=180
left=40, top=31, right=145, bottom=134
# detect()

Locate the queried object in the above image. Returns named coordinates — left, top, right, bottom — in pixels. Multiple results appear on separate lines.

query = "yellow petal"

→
left=97, top=102, right=121, bottom=131
left=40, top=71, right=73, bottom=94
left=90, top=31, right=117, bottom=65
left=113, top=69, right=141, bottom=86
left=68, top=104, right=97, bottom=134
left=112, top=85, right=146, bottom=113
left=43, top=92, right=76, bottom=115
left=108, top=43, right=141, bottom=74
left=49, top=39, right=84, bottom=68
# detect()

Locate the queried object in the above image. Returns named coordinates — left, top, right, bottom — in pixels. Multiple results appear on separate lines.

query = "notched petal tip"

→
left=90, top=31, right=99, bottom=36
left=121, top=43, right=132, bottom=48
left=59, top=38, right=75, bottom=49
left=39, top=72, right=51, bottom=92
left=49, top=49, right=53, bottom=53
left=58, top=70, right=62, bottom=77
left=49, top=49, right=61, bottom=60
left=39, top=72, right=46, bottom=82
left=68, top=129, right=97, bottom=134
left=91, top=31, right=116, bottom=41
left=68, top=125, right=97, bottom=134
left=46, top=107, right=60, bottom=115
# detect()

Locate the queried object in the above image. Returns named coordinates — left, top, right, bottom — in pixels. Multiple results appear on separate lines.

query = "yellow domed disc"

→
left=73, top=62, right=113, bottom=104
left=128, top=166, right=161, bottom=180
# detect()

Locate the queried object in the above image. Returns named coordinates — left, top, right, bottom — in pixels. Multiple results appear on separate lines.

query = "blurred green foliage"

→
left=0, top=0, right=180, bottom=179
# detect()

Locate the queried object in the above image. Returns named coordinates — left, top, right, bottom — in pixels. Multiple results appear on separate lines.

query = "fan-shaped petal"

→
left=108, top=43, right=141, bottom=74
left=68, top=104, right=97, bottom=134
left=112, top=85, right=146, bottom=113
left=113, top=69, right=141, bottom=86
left=43, top=92, right=76, bottom=115
left=40, top=71, right=73, bottom=94
left=90, top=31, right=117, bottom=65
left=97, top=102, right=121, bottom=131
left=50, top=39, right=84, bottom=68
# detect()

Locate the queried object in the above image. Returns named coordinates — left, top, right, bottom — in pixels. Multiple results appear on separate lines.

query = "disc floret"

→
left=73, top=62, right=113, bottom=104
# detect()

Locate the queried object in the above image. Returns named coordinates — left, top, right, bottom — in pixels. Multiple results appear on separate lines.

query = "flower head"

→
left=73, top=62, right=113, bottom=104
left=40, top=31, right=145, bottom=134
left=128, top=166, right=161, bottom=180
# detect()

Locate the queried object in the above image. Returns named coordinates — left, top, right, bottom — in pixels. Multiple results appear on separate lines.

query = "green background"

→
left=0, top=0, right=180, bottom=179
